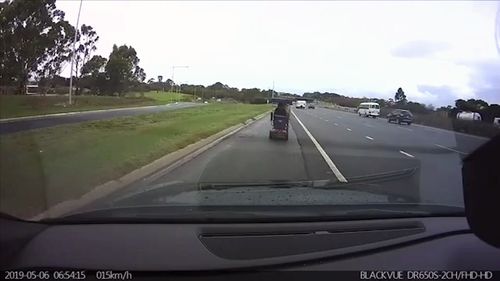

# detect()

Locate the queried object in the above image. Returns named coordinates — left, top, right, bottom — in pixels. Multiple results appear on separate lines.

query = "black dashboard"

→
left=2, top=216, right=499, bottom=272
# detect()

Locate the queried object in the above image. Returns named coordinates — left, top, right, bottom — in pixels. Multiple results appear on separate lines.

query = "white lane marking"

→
left=365, top=136, right=374, bottom=140
left=346, top=128, right=352, bottom=131
left=397, top=126, right=413, bottom=132
left=334, top=123, right=339, bottom=126
left=291, top=111, right=348, bottom=183
left=324, top=119, right=329, bottom=122
left=364, top=124, right=374, bottom=128
left=399, top=150, right=415, bottom=158
left=434, top=144, right=467, bottom=155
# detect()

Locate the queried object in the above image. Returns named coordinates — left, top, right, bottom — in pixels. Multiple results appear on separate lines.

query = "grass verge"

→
left=0, top=104, right=271, bottom=218
left=0, top=91, right=193, bottom=119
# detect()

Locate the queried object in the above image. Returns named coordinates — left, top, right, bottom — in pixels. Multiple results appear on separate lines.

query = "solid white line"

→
left=346, top=128, right=352, bottom=131
left=365, top=136, right=374, bottom=140
left=399, top=150, right=415, bottom=158
left=291, top=111, right=348, bottom=183
left=434, top=144, right=467, bottom=155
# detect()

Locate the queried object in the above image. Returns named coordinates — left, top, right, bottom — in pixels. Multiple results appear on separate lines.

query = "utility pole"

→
left=68, top=0, right=83, bottom=105
left=271, top=80, right=275, bottom=101
left=170, top=65, right=189, bottom=103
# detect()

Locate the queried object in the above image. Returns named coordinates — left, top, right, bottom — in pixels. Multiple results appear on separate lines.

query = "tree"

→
left=157, top=75, right=164, bottom=92
left=81, top=55, right=107, bottom=77
left=80, top=55, right=107, bottom=94
left=73, top=24, right=99, bottom=95
left=455, top=99, right=475, bottom=112
left=0, top=0, right=75, bottom=94
left=165, top=79, right=174, bottom=88
left=147, top=78, right=155, bottom=84
left=104, top=44, right=144, bottom=95
left=395, top=88, right=407, bottom=104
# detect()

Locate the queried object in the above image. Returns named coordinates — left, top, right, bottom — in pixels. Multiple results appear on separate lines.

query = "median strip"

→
left=291, top=110, right=348, bottom=183
left=0, top=104, right=271, bottom=219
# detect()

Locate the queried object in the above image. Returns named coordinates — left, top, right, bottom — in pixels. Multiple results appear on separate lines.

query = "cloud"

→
left=416, top=59, right=500, bottom=106
left=391, top=40, right=450, bottom=58
left=416, top=85, right=458, bottom=106
left=466, top=59, right=500, bottom=104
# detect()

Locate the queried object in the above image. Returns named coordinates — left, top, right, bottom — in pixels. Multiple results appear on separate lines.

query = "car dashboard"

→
left=1, top=216, right=499, bottom=272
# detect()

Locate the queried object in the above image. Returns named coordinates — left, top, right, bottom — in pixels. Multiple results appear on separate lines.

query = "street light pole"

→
left=271, top=80, right=275, bottom=100
left=68, top=0, right=83, bottom=105
left=170, top=65, right=189, bottom=103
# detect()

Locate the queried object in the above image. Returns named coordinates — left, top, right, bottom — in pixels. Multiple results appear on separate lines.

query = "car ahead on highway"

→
left=357, top=102, right=380, bottom=118
left=387, top=109, right=413, bottom=125
left=308, top=103, right=315, bottom=109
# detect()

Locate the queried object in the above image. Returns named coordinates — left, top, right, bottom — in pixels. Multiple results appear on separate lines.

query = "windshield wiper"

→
left=43, top=203, right=464, bottom=224
left=198, top=167, right=418, bottom=191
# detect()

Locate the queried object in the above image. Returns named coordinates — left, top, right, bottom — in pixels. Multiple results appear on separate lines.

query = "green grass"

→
left=140, top=91, right=193, bottom=103
left=0, top=104, right=271, bottom=219
left=0, top=91, right=193, bottom=119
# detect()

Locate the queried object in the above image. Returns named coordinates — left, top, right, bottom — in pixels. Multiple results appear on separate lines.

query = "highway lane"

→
left=293, top=107, right=489, bottom=205
left=79, top=106, right=491, bottom=211
left=0, top=102, right=201, bottom=135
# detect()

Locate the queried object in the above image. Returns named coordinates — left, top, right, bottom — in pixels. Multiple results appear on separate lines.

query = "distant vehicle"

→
left=456, top=111, right=482, bottom=121
left=308, top=103, right=315, bottom=109
left=358, top=102, right=380, bottom=118
left=26, top=84, right=39, bottom=95
left=216, top=98, right=222, bottom=102
left=295, top=100, right=307, bottom=109
left=493, top=117, right=500, bottom=127
left=387, top=109, right=413, bottom=125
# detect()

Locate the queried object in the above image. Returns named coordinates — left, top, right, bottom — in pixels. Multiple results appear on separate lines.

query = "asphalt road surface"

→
left=81, top=106, right=490, bottom=211
left=0, top=102, right=201, bottom=135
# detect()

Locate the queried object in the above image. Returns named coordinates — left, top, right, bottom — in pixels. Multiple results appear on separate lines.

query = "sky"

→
left=57, top=1, right=500, bottom=107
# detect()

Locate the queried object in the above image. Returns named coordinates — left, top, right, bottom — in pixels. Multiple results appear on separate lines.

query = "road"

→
left=0, top=102, right=201, bottom=135
left=81, top=106, right=490, bottom=211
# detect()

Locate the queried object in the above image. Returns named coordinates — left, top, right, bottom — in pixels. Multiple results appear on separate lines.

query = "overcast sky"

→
left=57, top=1, right=500, bottom=107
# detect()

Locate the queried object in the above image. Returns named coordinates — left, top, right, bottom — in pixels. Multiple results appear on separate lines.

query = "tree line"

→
left=1, top=0, right=146, bottom=96
left=2, top=0, right=498, bottom=115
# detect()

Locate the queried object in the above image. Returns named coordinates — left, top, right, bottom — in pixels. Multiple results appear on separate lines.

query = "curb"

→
left=30, top=109, right=272, bottom=220
left=0, top=102, right=197, bottom=123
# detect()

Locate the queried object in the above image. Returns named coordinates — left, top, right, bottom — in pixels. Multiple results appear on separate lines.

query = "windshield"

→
left=1, top=1, right=499, bottom=222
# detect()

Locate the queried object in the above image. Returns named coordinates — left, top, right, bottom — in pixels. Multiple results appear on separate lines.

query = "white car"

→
left=358, top=102, right=380, bottom=118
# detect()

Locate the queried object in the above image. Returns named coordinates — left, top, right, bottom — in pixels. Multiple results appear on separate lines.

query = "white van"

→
left=295, top=100, right=307, bottom=109
left=358, top=102, right=380, bottom=118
